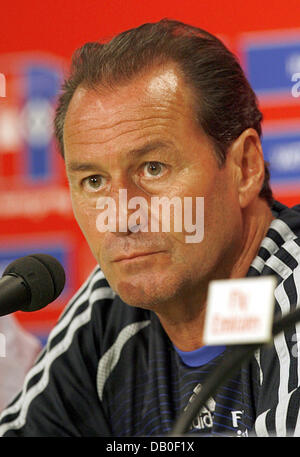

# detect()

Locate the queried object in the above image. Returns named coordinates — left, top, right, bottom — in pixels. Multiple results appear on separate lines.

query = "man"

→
left=0, top=19, right=300, bottom=437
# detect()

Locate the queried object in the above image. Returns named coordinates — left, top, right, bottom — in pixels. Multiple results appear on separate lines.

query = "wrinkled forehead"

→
left=64, top=64, right=196, bottom=125
left=62, top=63, right=207, bottom=170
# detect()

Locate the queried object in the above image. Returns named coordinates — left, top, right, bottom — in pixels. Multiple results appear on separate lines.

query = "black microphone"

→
left=0, top=254, right=66, bottom=317
left=169, top=306, right=300, bottom=436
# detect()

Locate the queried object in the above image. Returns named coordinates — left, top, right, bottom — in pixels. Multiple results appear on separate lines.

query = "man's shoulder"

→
left=252, top=201, right=300, bottom=312
left=250, top=201, right=300, bottom=279
left=267, top=202, right=300, bottom=276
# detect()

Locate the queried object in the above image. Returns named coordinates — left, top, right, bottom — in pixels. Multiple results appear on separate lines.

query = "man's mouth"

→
left=113, top=251, right=165, bottom=262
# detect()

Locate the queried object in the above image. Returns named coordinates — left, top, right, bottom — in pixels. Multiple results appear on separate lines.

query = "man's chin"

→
left=103, top=265, right=190, bottom=310
left=113, top=278, right=175, bottom=311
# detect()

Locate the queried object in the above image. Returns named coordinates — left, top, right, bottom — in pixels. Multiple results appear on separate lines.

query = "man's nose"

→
left=116, top=185, right=150, bottom=235
left=98, top=179, right=150, bottom=236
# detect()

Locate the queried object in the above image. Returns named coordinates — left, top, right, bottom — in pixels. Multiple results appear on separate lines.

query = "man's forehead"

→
left=65, top=64, right=191, bottom=121
left=63, top=63, right=203, bottom=160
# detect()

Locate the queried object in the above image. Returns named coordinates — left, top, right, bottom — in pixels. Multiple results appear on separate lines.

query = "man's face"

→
left=64, top=64, right=243, bottom=316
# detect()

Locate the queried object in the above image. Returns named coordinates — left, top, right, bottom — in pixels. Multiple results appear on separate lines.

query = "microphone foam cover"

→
left=3, top=254, right=66, bottom=312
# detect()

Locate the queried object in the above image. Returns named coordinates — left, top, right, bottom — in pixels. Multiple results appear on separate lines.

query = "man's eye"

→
left=82, top=175, right=105, bottom=192
left=142, top=162, right=165, bottom=178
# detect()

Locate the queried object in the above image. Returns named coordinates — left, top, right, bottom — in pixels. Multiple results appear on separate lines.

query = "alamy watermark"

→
left=95, top=190, right=204, bottom=243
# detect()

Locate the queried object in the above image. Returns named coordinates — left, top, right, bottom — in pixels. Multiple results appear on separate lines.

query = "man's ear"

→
left=227, top=128, right=265, bottom=209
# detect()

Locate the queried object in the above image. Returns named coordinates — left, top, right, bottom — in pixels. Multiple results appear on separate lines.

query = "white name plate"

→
left=203, top=276, right=277, bottom=345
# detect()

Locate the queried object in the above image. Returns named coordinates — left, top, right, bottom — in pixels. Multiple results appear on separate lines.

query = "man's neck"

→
left=156, top=198, right=275, bottom=351
left=229, top=198, right=275, bottom=279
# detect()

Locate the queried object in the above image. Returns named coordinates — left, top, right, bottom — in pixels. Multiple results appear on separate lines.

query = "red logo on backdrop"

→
left=0, top=53, right=72, bottom=219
